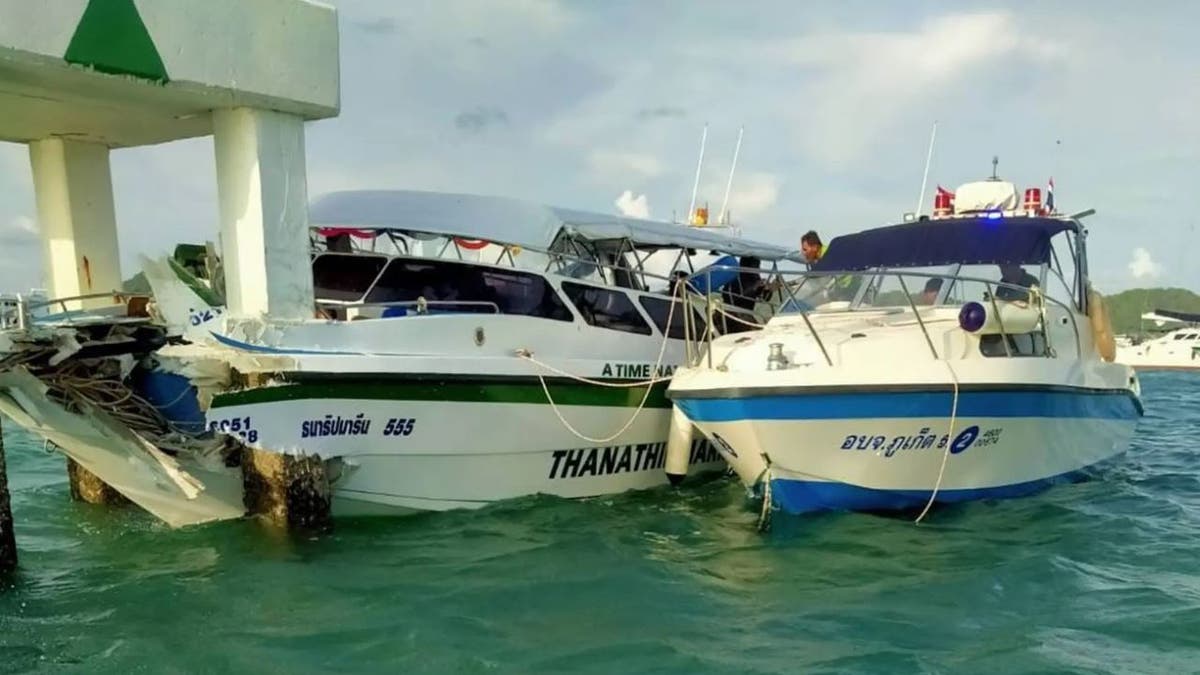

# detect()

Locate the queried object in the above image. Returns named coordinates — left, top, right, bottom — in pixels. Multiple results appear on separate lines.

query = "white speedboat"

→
left=1116, top=310, right=1200, bottom=370
left=0, top=190, right=796, bottom=524
left=667, top=179, right=1143, bottom=515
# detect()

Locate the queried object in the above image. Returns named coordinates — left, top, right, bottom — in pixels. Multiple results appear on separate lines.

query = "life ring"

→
left=1087, top=286, right=1116, bottom=362
left=454, top=237, right=490, bottom=250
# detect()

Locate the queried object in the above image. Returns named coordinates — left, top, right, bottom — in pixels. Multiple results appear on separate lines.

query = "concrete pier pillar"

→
left=66, top=458, right=129, bottom=507
left=28, top=139, right=123, bottom=310
left=241, top=448, right=331, bottom=530
left=213, top=108, right=314, bottom=321
left=0, top=418, right=17, bottom=574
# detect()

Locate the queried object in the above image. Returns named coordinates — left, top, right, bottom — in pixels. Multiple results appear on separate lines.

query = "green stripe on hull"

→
left=211, top=376, right=671, bottom=409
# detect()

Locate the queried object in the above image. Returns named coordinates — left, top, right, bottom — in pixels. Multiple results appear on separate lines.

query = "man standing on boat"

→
left=802, top=230, right=860, bottom=302
left=996, top=264, right=1039, bottom=302
left=800, top=231, right=825, bottom=267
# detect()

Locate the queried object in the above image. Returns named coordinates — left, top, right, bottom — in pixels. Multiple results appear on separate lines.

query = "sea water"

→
left=1, top=372, right=1197, bottom=674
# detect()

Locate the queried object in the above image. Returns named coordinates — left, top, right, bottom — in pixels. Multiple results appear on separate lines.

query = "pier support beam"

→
left=213, top=108, right=314, bottom=321
left=28, top=139, right=123, bottom=310
left=241, top=448, right=331, bottom=530
left=66, top=458, right=128, bottom=507
left=0, top=418, right=17, bottom=574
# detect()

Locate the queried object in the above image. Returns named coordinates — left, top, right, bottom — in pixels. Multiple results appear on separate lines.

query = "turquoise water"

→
left=1, top=372, right=1198, bottom=674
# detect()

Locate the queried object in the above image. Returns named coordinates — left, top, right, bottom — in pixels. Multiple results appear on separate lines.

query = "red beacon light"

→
left=933, top=190, right=954, bottom=217
left=1023, top=187, right=1042, bottom=215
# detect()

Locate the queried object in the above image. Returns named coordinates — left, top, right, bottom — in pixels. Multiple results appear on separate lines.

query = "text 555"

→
left=383, top=417, right=416, bottom=437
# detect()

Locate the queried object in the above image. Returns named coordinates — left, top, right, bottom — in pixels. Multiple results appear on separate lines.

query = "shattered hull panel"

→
left=0, top=369, right=244, bottom=528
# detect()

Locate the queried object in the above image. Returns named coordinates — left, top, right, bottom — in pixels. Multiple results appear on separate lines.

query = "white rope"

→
left=712, top=303, right=765, bottom=329
left=515, top=351, right=670, bottom=388
left=915, top=360, right=961, bottom=524
left=521, top=282, right=683, bottom=444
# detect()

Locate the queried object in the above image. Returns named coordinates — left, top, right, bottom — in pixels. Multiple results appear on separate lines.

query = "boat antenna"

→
left=687, top=123, right=708, bottom=226
left=991, top=155, right=1000, bottom=180
left=915, top=120, right=937, bottom=216
left=718, top=126, right=744, bottom=226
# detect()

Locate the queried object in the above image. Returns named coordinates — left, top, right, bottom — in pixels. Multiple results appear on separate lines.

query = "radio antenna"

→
left=718, top=126, right=744, bottom=226
left=687, top=123, right=708, bottom=225
left=915, top=121, right=937, bottom=216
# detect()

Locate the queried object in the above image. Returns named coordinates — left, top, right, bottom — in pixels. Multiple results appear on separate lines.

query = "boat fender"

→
left=664, top=405, right=694, bottom=485
left=1087, top=287, right=1116, bottom=362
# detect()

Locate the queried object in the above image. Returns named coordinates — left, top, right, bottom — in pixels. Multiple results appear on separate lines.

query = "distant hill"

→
left=1105, top=287, right=1200, bottom=335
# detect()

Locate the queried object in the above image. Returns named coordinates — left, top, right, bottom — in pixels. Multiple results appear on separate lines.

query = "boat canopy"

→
left=813, top=216, right=1080, bottom=272
left=1152, top=309, right=1200, bottom=324
left=309, top=190, right=801, bottom=262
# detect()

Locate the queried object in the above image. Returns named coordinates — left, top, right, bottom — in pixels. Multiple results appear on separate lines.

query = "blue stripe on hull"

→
left=767, top=467, right=1097, bottom=515
left=676, top=389, right=1141, bottom=422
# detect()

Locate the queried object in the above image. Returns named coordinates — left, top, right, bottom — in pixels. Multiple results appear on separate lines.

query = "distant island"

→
left=1104, top=287, right=1200, bottom=335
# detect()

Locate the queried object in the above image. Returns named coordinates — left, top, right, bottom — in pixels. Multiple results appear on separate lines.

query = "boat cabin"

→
left=304, top=190, right=800, bottom=338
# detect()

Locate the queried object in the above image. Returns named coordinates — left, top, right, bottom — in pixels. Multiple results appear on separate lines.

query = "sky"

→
left=1, top=0, right=1197, bottom=293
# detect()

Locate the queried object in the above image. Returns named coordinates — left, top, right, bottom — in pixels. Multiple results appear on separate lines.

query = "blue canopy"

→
left=812, top=216, right=1079, bottom=272
left=687, top=255, right=739, bottom=294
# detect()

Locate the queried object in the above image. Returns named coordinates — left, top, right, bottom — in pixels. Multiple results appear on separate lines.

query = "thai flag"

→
left=1045, top=177, right=1055, bottom=214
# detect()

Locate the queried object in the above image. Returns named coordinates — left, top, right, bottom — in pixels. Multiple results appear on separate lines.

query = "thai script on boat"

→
left=840, top=425, right=1002, bottom=458
left=208, top=416, right=259, bottom=444
left=600, top=363, right=676, bottom=379
left=548, top=440, right=720, bottom=479
left=300, top=413, right=373, bottom=439
left=974, top=427, right=1002, bottom=449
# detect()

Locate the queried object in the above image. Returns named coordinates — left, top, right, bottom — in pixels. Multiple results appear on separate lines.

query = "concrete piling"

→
left=241, top=447, right=331, bottom=530
left=66, top=458, right=129, bottom=507
left=0, top=418, right=18, bottom=574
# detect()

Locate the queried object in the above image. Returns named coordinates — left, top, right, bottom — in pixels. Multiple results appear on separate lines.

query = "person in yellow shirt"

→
left=800, top=230, right=824, bottom=266
left=800, top=229, right=862, bottom=302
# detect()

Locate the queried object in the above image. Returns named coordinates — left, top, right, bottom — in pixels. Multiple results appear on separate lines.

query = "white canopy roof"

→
left=309, top=190, right=801, bottom=262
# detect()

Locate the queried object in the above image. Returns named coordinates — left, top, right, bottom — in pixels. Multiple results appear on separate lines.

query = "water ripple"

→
left=1, top=371, right=1199, bottom=673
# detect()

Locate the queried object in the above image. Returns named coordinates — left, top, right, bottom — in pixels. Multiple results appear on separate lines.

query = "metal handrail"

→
left=28, top=290, right=148, bottom=313
left=1, top=291, right=150, bottom=331
left=687, top=265, right=1085, bottom=370
left=315, top=298, right=501, bottom=315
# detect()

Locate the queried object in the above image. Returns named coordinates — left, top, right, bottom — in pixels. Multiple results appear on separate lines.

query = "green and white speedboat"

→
left=140, top=190, right=798, bottom=518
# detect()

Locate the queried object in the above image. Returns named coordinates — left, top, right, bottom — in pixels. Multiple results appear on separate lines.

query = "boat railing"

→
left=315, top=298, right=502, bottom=317
left=681, top=266, right=1084, bottom=368
left=0, top=291, right=151, bottom=331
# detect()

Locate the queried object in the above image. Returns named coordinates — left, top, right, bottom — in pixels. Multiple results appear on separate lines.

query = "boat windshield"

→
left=792, top=215, right=1086, bottom=313
left=774, top=262, right=1053, bottom=313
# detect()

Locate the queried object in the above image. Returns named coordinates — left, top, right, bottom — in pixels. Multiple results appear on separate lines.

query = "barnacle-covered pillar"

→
left=66, top=458, right=128, bottom=507
left=241, top=448, right=331, bottom=530
left=0, top=418, right=18, bottom=574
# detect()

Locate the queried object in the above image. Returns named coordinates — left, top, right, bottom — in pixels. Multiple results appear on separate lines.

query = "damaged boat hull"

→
left=209, top=375, right=724, bottom=515
left=0, top=368, right=244, bottom=527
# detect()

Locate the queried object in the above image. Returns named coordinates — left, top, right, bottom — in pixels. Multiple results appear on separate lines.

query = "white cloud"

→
left=9, top=215, right=37, bottom=236
left=614, top=190, right=650, bottom=218
left=1128, top=247, right=1162, bottom=280
left=764, top=11, right=1067, bottom=162
left=588, top=150, right=664, bottom=179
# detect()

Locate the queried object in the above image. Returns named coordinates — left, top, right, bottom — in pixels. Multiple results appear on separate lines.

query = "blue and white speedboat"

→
left=666, top=178, right=1143, bottom=515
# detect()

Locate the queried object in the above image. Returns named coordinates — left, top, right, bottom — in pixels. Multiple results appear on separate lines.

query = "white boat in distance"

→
left=667, top=179, right=1143, bottom=516
left=1116, top=309, right=1200, bottom=371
